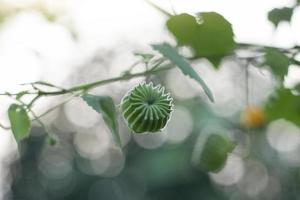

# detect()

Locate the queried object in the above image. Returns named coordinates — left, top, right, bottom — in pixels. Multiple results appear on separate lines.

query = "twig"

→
left=0, top=123, right=10, bottom=130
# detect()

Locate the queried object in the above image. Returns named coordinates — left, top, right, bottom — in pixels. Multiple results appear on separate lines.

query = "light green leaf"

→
left=152, top=43, right=214, bottom=102
left=134, top=52, right=155, bottom=63
left=264, top=49, right=290, bottom=80
left=196, top=133, right=235, bottom=172
left=8, top=104, right=31, bottom=142
left=166, top=12, right=235, bottom=68
left=16, top=91, right=28, bottom=100
left=264, top=88, right=300, bottom=127
left=82, top=94, right=121, bottom=147
left=268, top=7, right=294, bottom=27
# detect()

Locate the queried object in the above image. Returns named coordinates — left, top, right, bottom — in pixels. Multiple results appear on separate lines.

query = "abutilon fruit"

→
left=120, top=82, right=173, bottom=133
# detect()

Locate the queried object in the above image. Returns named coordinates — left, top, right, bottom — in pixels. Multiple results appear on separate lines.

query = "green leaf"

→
left=82, top=94, right=121, bottom=147
left=46, top=136, right=58, bottom=146
left=16, top=91, right=28, bottom=100
left=268, top=7, right=294, bottom=27
left=264, top=49, right=290, bottom=80
left=166, top=12, right=235, bottom=68
left=8, top=104, right=31, bottom=142
left=134, top=52, right=155, bottom=63
left=294, top=83, right=300, bottom=92
left=152, top=43, right=214, bottom=102
left=196, top=133, right=235, bottom=172
left=264, top=88, right=300, bottom=127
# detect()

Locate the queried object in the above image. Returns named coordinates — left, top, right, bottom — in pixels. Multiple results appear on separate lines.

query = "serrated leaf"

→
left=82, top=94, right=121, bottom=147
left=264, top=88, right=300, bottom=127
left=166, top=12, right=235, bottom=68
left=268, top=7, right=294, bottom=27
left=152, top=43, right=214, bottom=102
left=264, top=49, right=290, bottom=80
left=8, top=104, right=31, bottom=142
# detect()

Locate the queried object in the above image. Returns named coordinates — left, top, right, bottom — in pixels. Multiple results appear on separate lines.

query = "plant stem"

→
left=0, top=64, right=175, bottom=131
left=0, top=123, right=10, bottom=130
left=36, top=64, right=175, bottom=96
left=236, top=42, right=300, bottom=52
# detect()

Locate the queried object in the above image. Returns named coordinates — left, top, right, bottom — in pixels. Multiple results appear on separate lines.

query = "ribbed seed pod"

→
left=120, top=82, right=173, bottom=133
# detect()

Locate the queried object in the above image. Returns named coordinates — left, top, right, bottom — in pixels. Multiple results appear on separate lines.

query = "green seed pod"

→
left=120, top=82, right=173, bottom=133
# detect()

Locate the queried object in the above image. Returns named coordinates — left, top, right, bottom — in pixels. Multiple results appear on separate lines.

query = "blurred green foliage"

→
left=167, top=12, right=235, bottom=67
left=263, top=49, right=290, bottom=80
left=1, top=1, right=300, bottom=200
left=82, top=94, right=121, bottom=147
left=195, top=134, right=235, bottom=172
left=264, top=88, right=300, bottom=127
left=268, top=7, right=294, bottom=27
left=8, top=104, right=31, bottom=142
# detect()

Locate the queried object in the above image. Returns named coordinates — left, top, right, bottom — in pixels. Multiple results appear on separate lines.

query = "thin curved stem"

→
left=0, top=64, right=175, bottom=131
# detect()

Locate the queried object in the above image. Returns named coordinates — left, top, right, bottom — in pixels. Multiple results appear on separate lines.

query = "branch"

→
left=0, top=123, right=10, bottom=130
left=0, top=64, right=175, bottom=132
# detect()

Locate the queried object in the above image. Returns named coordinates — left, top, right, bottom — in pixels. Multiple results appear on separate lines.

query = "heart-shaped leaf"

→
left=263, top=48, right=290, bottom=80
left=167, top=12, right=235, bottom=68
left=268, top=7, right=294, bottom=27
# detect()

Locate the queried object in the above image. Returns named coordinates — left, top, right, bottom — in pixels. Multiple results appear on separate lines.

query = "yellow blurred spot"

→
left=0, top=0, right=57, bottom=23
left=240, top=106, right=264, bottom=128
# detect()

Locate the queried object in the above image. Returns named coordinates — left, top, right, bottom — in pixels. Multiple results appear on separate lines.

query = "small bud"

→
left=240, top=106, right=264, bottom=128
left=46, top=136, right=58, bottom=146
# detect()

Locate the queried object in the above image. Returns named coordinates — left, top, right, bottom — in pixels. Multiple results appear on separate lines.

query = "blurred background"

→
left=0, top=0, right=300, bottom=199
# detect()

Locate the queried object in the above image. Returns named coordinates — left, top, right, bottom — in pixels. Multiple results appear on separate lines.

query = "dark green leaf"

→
left=264, top=49, right=290, bottom=80
left=82, top=94, right=121, bottom=147
left=152, top=43, right=214, bottom=102
left=46, top=136, right=58, bottom=146
left=166, top=12, right=235, bottom=68
left=294, top=83, right=300, bottom=92
left=196, top=134, right=235, bottom=172
left=268, top=7, right=294, bottom=27
left=8, top=104, right=31, bottom=142
left=264, top=88, right=300, bottom=127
